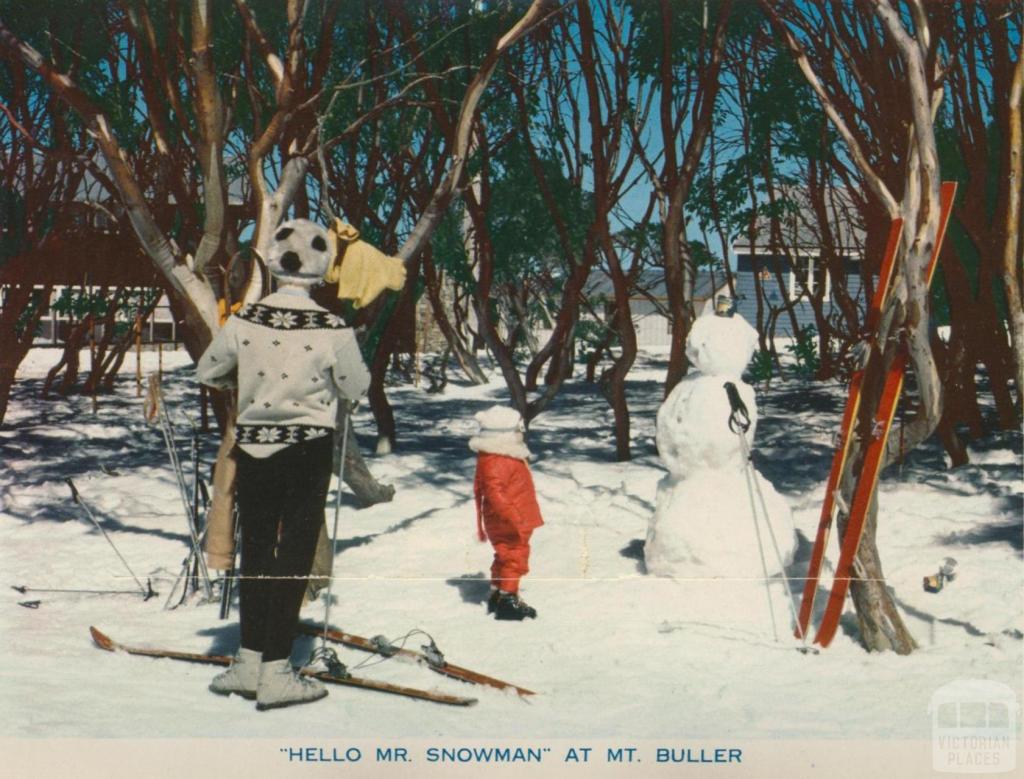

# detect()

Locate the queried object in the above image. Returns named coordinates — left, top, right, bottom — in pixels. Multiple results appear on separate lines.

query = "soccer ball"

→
left=266, top=219, right=334, bottom=287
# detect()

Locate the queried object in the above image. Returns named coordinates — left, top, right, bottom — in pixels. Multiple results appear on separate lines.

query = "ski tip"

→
left=89, top=626, right=114, bottom=651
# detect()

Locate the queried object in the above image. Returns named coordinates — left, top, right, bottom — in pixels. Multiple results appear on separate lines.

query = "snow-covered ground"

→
left=1, top=346, right=1021, bottom=776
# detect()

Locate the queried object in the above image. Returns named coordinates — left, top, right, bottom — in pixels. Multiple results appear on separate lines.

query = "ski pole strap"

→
left=723, top=382, right=751, bottom=434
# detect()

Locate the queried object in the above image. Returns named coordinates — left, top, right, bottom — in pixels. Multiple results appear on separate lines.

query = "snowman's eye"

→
left=275, top=227, right=294, bottom=241
left=311, top=235, right=327, bottom=252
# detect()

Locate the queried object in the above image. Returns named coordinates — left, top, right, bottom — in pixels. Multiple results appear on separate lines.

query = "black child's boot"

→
left=487, top=589, right=501, bottom=615
left=491, top=591, right=537, bottom=621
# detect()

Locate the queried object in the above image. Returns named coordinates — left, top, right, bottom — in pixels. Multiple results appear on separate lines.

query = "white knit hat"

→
left=474, top=405, right=523, bottom=432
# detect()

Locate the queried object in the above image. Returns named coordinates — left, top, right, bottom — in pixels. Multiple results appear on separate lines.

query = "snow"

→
left=1, top=345, right=1022, bottom=774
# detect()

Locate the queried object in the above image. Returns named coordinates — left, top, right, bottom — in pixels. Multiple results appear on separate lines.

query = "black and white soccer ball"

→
left=266, top=218, right=334, bottom=287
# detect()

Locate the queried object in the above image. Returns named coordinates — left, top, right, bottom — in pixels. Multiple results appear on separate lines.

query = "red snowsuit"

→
left=474, top=453, right=544, bottom=594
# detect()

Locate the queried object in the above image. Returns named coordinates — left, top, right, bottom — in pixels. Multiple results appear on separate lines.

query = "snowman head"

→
left=266, top=219, right=334, bottom=288
left=685, top=311, right=758, bottom=377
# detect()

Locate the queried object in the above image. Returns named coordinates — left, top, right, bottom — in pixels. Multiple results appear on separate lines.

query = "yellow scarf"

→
left=322, top=219, right=407, bottom=308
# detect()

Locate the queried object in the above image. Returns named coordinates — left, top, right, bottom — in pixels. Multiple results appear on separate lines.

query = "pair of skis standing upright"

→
left=797, top=181, right=957, bottom=648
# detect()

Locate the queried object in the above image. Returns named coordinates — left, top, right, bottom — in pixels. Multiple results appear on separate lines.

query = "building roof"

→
left=0, top=231, right=163, bottom=288
left=732, top=185, right=865, bottom=254
left=584, top=268, right=724, bottom=301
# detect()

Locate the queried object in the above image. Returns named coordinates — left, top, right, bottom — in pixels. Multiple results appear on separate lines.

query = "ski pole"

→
left=12, top=582, right=157, bottom=600
left=219, top=507, right=241, bottom=621
left=307, top=404, right=353, bottom=676
left=725, top=393, right=780, bottom=643
left=724, top=383, right=812, bottom=651
left=65, top=478, right=150, bottom=598
left=152, top=379, right=213, bottom=599
left=170, top=404, right=212, bottom=599
left=164, top=521, right=211, bottom=609
left=190, top=427, right=201, bottom=596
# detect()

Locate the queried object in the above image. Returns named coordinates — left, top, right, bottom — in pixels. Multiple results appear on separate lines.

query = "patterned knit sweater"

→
left=197, top=290, right=370, bottom=457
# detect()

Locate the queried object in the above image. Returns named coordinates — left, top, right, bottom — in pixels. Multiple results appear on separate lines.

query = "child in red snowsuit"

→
left=471, top=406, right=544, bottom=620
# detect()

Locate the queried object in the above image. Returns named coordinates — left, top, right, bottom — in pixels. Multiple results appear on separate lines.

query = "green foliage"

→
left=626, top=0, right=762, bottom=78
left=48, top=288, right=160, bottom=332
left=14, top=290, right=48, bottom=340
left=484, top=138, right=593, bottom=285
left=0, top=187, right=28, bottom=264
left=687, top=35, right=832, bottom=242
left=121, top=288, right=161, bottom=323
left=785, top=325, right=819, bottom=378
left=687, top=240, right=721, bottom=270
left=575, top=316, right=615, bottom=363
left=51, top=288, right=109, bottom=320
left=746, top=349, right=774, bottom=384
left=932, top=117, right=1008, bottom=326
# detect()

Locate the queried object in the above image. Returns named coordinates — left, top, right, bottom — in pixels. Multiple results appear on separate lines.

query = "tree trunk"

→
left=334, top=407, right=395, bottom=506
left=838, top=316, right=917, bottom=654
left=0, top=284, right=51, bottom=425
left=421, top=248, right=488, bottom=384
left=1002, top=27, right=1024, bottom=407
left=848, top=494, right=918, bottom=654
left=602, top=249, right=637, bottom=462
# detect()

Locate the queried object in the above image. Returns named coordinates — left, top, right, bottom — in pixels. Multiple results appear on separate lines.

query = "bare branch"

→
left=397, top=0, right=559, bottom=265
left=764, top=3, right=900, bottom=217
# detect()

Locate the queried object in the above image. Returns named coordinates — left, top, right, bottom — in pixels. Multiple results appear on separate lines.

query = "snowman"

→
left=645, top=300, right=796, bottom=629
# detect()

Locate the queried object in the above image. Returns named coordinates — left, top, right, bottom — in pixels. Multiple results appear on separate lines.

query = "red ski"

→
left=795, top=216, right=904, bottom=640
left=812, top=181, right=957, bottom=648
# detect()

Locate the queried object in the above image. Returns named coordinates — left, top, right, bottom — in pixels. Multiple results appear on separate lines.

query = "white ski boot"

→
left=209, top=648, right=261, bottom=699
left=255, top=659, right=328, bottom=711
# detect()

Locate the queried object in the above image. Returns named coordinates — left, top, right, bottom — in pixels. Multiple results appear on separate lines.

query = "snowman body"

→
left=645, top=314, right=797, bottom=628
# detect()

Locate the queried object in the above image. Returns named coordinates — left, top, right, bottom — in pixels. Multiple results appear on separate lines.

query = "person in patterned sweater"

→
left=198, top=219, right=369, bottom=711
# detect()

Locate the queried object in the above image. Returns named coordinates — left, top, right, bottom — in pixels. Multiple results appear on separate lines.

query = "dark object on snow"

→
left=723, top=381, right=751, bottom=435
left=89, top=626, right=477, bottom=707
left=924, top=558, right=958, bottom=593
left=714, top=295, right=736, bottom=317
left=18, top=600, right=41, bottom=609
left=489, top=591, right=538, bottom=621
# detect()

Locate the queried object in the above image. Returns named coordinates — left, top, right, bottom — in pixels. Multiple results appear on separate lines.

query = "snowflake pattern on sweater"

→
left=197, top=291, right=370, bottom=457
left=234, top=304, right=348, bottom=331
left=235, top=423, right=333, bottom=446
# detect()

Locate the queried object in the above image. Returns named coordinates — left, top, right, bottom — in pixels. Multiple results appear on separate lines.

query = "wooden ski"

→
left=298, top=622, right=535, bottom=696
left=795, top=216, right=904, bottom=639
left=89, top=627, right=478, bottom=707
left=812, top=181, right=957, bottom=648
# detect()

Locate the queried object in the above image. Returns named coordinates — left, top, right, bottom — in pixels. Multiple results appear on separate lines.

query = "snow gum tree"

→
left=763, top=0, right=965, bottom=653
left=1, top=0, right=555, bottom=490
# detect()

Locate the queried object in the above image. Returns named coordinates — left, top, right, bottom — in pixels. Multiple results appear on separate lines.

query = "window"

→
left=788, top=255, right=830, bottom=299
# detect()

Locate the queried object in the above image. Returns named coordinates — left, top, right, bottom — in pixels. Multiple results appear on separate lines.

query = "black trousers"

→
left=235, top=435, right=333, bottom=662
